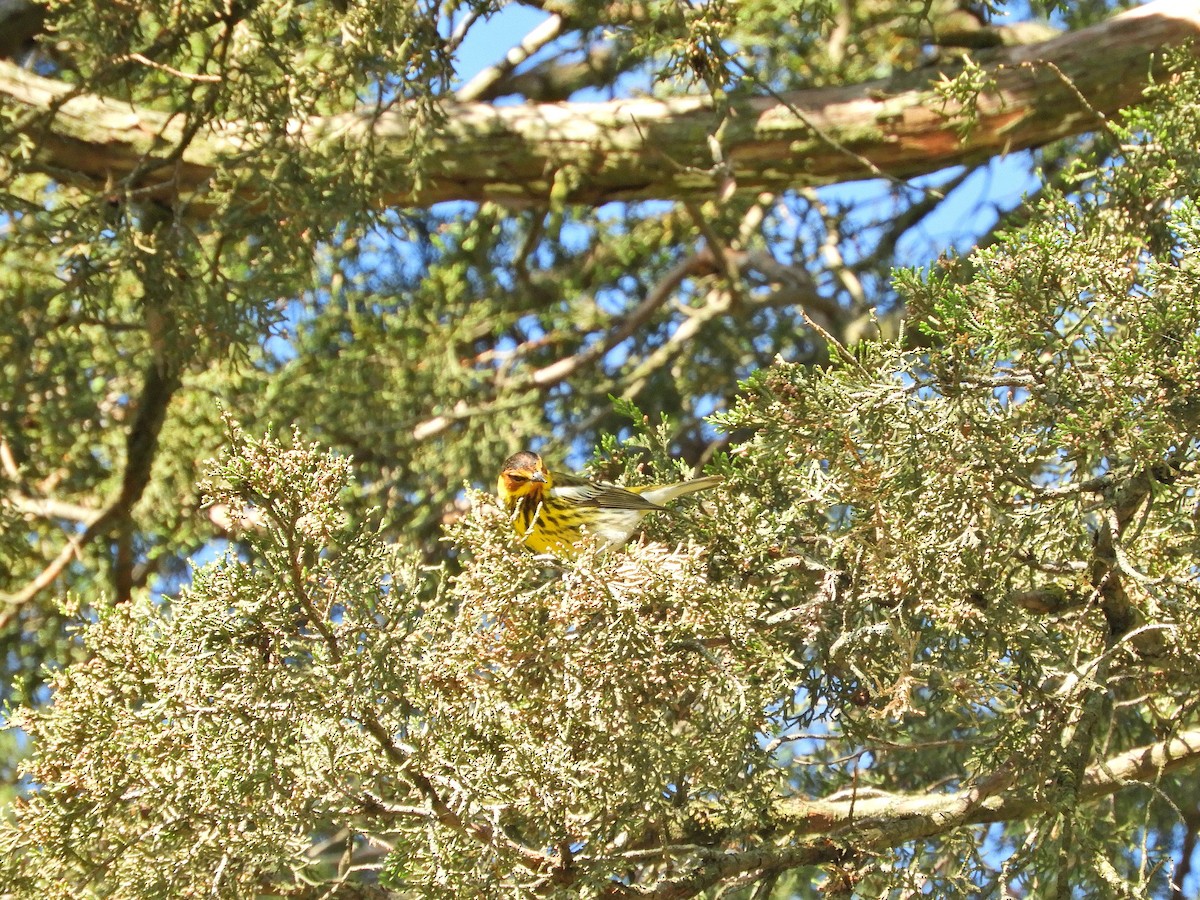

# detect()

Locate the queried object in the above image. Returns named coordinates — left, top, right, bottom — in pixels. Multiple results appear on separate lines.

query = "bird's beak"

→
left=530, top=470, right=547, bottom=483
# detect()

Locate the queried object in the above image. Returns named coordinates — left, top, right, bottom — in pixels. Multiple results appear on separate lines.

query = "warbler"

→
left=496, top=450, right=722, bottom=555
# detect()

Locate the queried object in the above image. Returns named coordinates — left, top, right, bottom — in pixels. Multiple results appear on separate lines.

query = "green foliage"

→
left=0, top=428, right=781, bottom=897
left=3, top=429, right=417, bottom=898
left=3, top=1, right=1200, bottom=897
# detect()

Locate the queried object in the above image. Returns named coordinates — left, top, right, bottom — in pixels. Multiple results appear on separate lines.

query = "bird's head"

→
left=497, top=450, right=551, bottom=508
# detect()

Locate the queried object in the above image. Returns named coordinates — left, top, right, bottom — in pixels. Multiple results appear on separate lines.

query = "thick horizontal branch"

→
left=627, top=729, right=1200, bottom=899
left=2, top=1, right=1198, bottom=210
left=775, top=727, right=1200, bottom=837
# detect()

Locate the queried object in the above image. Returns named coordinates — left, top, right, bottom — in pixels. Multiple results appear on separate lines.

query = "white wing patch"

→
left=547, top=482, right=604, bottom=504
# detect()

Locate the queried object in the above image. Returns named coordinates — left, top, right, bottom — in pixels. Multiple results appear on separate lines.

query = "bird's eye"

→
left=508, top=473, right=527, bottom=483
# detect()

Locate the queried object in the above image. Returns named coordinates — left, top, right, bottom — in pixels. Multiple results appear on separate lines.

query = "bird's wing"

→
left=548, top=473, right=665, bottom=510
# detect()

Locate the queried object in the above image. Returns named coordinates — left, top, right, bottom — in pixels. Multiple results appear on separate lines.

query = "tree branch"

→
left=0, top=357, right=179, bottom=619
left=355, top=715, right=553, bottom=873
left=627, top=729, right=1200, bottom=900
left=456, top=13, right=566, bottom=102
left=2, top=1, right=1198, bottom=209
left=777, top=728, right=1200, bottom=834
left=405, top=248, right=724, bottom=441
left=473, top=43, right=630, bottom=102
left=1173, top=805, right=1200, bottom=900
left=529, top=248, right=715, bottom=387
left=4, top=491, right=98, bottom=523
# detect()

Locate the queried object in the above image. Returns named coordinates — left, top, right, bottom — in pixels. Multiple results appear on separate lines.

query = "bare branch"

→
left=475, top=44, right=629, bottom=102
left=1173, top=806, right=1200, bottom=900
left=776, top=729, right=1200, bottom=834
left=405, top=247, right=722, bottom=441
left=456, top=13, right=567, bottom=103
left=5, top=492, right=98, bottom=523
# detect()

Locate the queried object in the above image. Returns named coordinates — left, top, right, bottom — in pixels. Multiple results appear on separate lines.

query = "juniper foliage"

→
left=2, top=1, right=1200, bottom=897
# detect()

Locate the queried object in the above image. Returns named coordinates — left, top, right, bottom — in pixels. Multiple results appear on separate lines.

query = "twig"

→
left=356, top=715, right=552, bottom=871
left=728, top=57, right=929, bottom=195
left=112, top=52, right=222, bottom=83
left=1021, top=59, right=1122, bottom=145
left=795, top=302, right=868, bottom=376
left=800, top=186, right=867, bottom=311
left=510, top=250, right=703, bottom=387
left=456, top=14, right=566, bottom=103
left=5, top=493, right=98, bottom=523
left=445, top=7, right=484, bottom=54
left=683, top=201, right=745, bottom=308
left=861, top=166, right=973, bottom=271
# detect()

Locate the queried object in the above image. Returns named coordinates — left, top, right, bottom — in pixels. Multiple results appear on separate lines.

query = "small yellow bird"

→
left=496, top=450, right=722, bottom=555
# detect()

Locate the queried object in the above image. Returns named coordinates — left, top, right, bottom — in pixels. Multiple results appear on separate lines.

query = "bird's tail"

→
left=636, top=474, right=723, bottom=506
